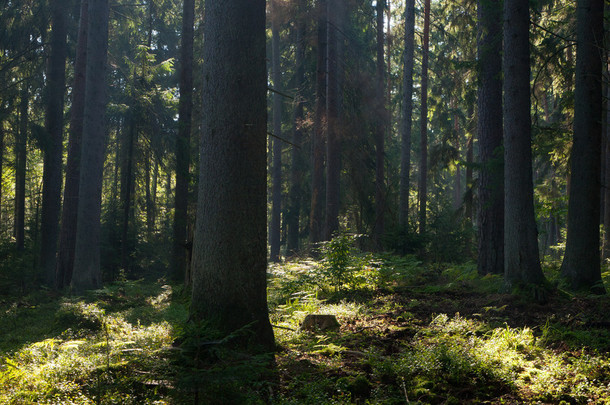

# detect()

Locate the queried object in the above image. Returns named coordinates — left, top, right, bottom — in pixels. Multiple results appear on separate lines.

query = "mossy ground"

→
left=1, top=256, right=609, bottom=404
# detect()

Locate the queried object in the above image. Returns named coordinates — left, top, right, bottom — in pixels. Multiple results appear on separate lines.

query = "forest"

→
left=1, top=0, right=610, bottom=403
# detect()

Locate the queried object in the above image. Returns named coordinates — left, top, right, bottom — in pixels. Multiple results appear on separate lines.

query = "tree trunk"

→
left=503, top=0, right=545, bottom=288
left=604, top=77, right=610, bottom=260
left=120, top=80, right=137, bottom=274
left=40, top=0, right=68, bottom=286
left=374, top=0, right=386, bottom=245
left=270, top=2, right=283, bottom=262
left=560, top=0, right=605, bottom=294
left=465, top=105, right=474, bottom=224
left=399, top=0, right=415, bottom=229
left=286, top=0, right=306, bottom=255
left=71, top=0, right=109, bottom=292
left=15, top=84, right=28, bottom=252
left=172, top=0, right=194, bottom=280
left=57, top=0, right=88, bottom=289
left=418, top=0, right=430, bottom=235
left=190, top=0, right=274, bottom=351
left=477, top=0, right=504, bottom=275
left=325, top=0, right=343, bottom=240
left=310, top=0, right=327, bottom=245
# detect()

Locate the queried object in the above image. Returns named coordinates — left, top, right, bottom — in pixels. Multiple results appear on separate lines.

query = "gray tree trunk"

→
left=71, top=0, right=109, bottom=292
left=172, top=0, right=194, bottom=280
left=399, top=0, right=415, bottom=230
left=374, top=0, right=386, bottom=245
left=418, top=0, right=430, bottom=235
left=57, top=0, right=88, bottom=289
left=15, top=84, right=28, bottom=252
left=40, top=0, right=68, bottom=287
left=190, top=0, right=274, bottom=351
left=503, top=0, right=545, bottom=288
left=560, top=0, right=605, bottom=293
left=270, top=1, right=283, bottom=262
left=477, top=0, right=504, bottom=275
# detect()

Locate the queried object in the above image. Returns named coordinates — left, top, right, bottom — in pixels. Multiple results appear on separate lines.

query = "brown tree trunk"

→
left=71, top=0, right=109, bottom=292
left=465, top=105, right=474, bottom=224
left=374, top=0, right=386, bottom=245
left=270, top=1, right=283, bottom=262
left=40, top=0, right=68, bottom=286
left=190, top=0, right=274, bottom=351
left=399, top=0, right=415, bottom=229
left=477, top=0, right=504, bottom=275
left=310, top=0, right=327, bottom=245
left=560, top=0, right=605, bottom=294
left=503, top=0, right=545, bottom=289
left=418, top=0, right=430, bottom=235
left=172, top=0, right=194, bottom=280
left=15, top=84, right=28, bottom=252
left=57, top=0, right=88, bottom=289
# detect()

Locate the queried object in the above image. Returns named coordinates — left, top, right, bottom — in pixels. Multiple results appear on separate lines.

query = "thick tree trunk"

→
left=604, top=80, right=610, bottom=260
left=399, top=0, right=415, bottom=229
left=40, top=0, right=68, bottom=287
left=172, top=0, right=194, bottom=280
left=286, top=0, right=306, bottom=255
left=57, top=0, right=88, bottom=289
left=418, top=0, right=430, bottom=235
left=477, top=0, right=504, bottom=275
left=374, top=0, right=386, bottom=245
left=560, top=0, right=605, bottom=293
left=310, top=0, right=327, bottom=245
left=503, top=0, right=545, bottom=288
left=190, top=0, right=274, bottom=351
left=71, top=0, right=109, bottom=292
left=15, top=84, right=28, bottom=252
left=325, top=0, right=343, bottom=240
left=270, top=3, right=283, bottom=262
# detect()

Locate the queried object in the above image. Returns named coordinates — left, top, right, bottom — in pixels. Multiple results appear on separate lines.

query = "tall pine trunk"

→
left=172, top=0, right=194, bottom=280
left=15, top=84, right=28, bottom=252
left=270, top=1, right=283, bottom=262
left=190, top=0, right=274, bottom=351
left=503, top=0, right=546, bottom=290
left=418, top=0, right=430, bottom=235
left=374, top=0, right=386, bottom=245
left=71, top=0, right=109, bottom=292
left=477, top=0, right=504, bottom=275
left=310, top=0, right=327, bottom=245
left=560, top=0, right=605, bottom=293
left=399, top=0, right=415, bottom=229
left=57, top=0, right=88, bottom=289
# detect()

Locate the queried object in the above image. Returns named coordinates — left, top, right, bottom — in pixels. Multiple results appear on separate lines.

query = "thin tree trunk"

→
left=15, top=84, right=28, bottom=252
left=477, top=0, right=504, bottom=275
left=399, top=0, right=415, bottom=229
left=325, top=0, right=342, bottom=240
left=71, top=0, right=109, bottom=292
left=465, top=105, right=474, bottom=224
left=270, top=1, right=283, bottom=262
left=560, top=0, right=605, bottom=293
left=310, top=0, right=327, bottom=245
left=374, top=0, right=386, bottom=245
left=172, top=0, right=194, bottom=280
left=120, top=92, right=136, bottom=274
left=40, top=0, right=68, bottom=286
left=418, top=0, right=430, bottom=235
left=286, top=0, right=306, bottom=255
left=503, top=0, right=546, bottom=289
left=57, top=0, right=88, bottom=289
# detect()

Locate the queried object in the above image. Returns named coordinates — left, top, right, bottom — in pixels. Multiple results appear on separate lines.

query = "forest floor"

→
left=1, top=254, right=610, bottom=404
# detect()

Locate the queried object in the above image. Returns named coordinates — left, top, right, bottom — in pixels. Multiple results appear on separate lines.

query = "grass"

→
left=1, top=250, right=610, bottom=403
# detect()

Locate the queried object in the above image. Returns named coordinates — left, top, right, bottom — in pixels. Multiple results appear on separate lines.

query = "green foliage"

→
left=319, top=233, right=360, bottom=291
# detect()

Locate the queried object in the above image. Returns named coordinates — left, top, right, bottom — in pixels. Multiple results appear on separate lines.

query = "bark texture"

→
left=374, top=0, right=386, bottom=244
left=270, top=2, right=283, bottom=262
left=190, top=0, right=274, bottom=351
left=418, top=0, right=430, bottom=235
left=15, top=84, right=28, bottom=252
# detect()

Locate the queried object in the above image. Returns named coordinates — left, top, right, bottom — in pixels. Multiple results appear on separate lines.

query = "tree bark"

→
left=503, top=0, right=546, bottom=288
left=399, top=0, right=415, bottom=230
left=374, top=0, right=386, bottom=245
left=172, top=0, right=194, bottom=280
left=15, top=84, right=28, bottom=252
left=40, top=0, right=68, bottom=287
left=560, top=0, right=605, bottom=294
left=270, top=1, right=283, bottom=262
left=57, top=0, right=88, bottom=289
left=418, top=0, right=430, bottom=235
left=71, top=0, right=109, bottom=292
left=325, top=0, right=343, bottom=240
left=286, top=0, right=307, bottom=255
left=190, top=0, right=274, bottom=351
left=310, top=0, right=327, bottom=245
left=477, top=0, right=504, bottom=275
